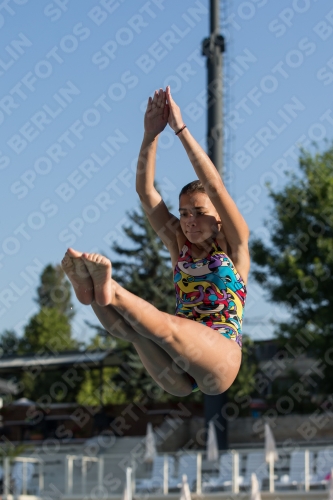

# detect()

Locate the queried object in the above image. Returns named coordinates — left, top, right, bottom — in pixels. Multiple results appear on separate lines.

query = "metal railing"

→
left=63, top=448, right=331, bottom=496
left=63, top=450, right=243, bottom=495
left=2, top=456, right=44, bottom=499
left=64, top=453, right=138, bottom=497
left=2, top=446, right=330, bottom=498
left=65, top=455, right=103, bottom=496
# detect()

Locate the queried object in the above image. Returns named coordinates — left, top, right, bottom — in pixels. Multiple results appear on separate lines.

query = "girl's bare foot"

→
left=61, top=248, right=94, bottom=305
left=81, top=252, right=112, bottom=306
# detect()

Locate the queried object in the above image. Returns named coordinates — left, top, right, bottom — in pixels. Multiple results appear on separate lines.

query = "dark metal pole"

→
left=202, top=0, right=225, bottom=178
left=202, top=0, right=228, bottom=451
left=99, top=361, right=103, bottom=408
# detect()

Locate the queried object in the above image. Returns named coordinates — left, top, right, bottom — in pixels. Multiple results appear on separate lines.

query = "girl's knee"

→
left=157, top=314, right=181, bottom=344
left=158, top=373, right=193, bottom=397
left=199, top=364, right=240, bottom=395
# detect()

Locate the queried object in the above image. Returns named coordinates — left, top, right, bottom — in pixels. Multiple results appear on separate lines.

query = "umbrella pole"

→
left=269, top=453, right=274, bottom=492
left=196, top=452, right=202, bottom=494
left=330, top=467, right=333, bottom=500
left=304, top=449, right=309, bottom=492
left=4, top=456, right=10, bottom=500
left=232, top=451, right=239, bottom=494
left=126, top=467, right=132, bottom=500
left=163, top=454, right=169, bottom=495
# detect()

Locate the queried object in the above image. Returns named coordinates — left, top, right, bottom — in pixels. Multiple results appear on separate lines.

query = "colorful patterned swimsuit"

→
left=173, top=239, right=247, bottom=351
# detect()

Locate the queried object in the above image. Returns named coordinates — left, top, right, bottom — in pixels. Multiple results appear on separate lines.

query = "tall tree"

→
left=76, top=326, right=128, bottom=405
left=0, top=330, right=20, bottom=355
left=250, top=145, right=333, bottom=394
left=17, top=263, right=80, bottom=401
left=20, top=307, right=81, bottom=401
left=36, top=264, right=74, bottom=318
left=112, top=204, right=175, bottom=313
left=228, top=335, right=257, bottom=413
left=21, top=307, right=78, bottom=354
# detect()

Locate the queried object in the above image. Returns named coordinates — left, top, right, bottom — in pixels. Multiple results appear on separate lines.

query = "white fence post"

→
left=3, top=456, right=10, bottom=500
left=98, top=456, right=104, bottom=491
left=305, top=449, right=309, bottom=491
left=66, top=455, right=73, bottom=495
left=131, top=456, right=135, bottom=495
left=126, top=467, right=132, bottom=500
left=82, top=457, right=87, bottom=495
left=39, top=459, right=44, bottom=494
left=22, top=460, right=27, bottom=495
left=163, top=454, right=169, bottom=495
left=232, top=451, right=239, bottom=494
left=196, top=452, right=202, bottom=494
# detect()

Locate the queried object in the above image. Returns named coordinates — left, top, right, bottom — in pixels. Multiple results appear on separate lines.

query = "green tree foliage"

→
left=228, top=335, right=257, bottom=408
left=20, top=307, right=81, bottom=401
left=21, top=307, right=78, bottom=354
left=0, top=442, right=28, bottom=464
left=0, top=263, right=87, bottom=405
left=16, top=264, right=80, bottom=401
left=0, top=263, right=80, bottom=402
left=112, top=205, right=175, bottom=313
left=36, top=264, right=74, bottom=318
left=250, top=146, right=333, bottom=394
left=110, top=339, right=178, bottom=403
left=76, top=326, right=128, bottom=405
left=76, top=366, right=127, bottom=406
left=0, top=330, right=20, bottom=355
left=0, top=264, right=74, bottom=355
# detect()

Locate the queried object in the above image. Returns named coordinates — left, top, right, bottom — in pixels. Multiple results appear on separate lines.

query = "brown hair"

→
left=179, top=180, right=206, bottom=199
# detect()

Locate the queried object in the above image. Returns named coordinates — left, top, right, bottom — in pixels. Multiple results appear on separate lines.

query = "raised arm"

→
left=136, top=89, right=180, bottom=260
left=166, top=86, right=249, bottom=253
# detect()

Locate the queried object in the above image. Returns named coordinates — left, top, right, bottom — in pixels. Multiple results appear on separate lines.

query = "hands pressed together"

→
left=144, top=86, right=185, bottom=138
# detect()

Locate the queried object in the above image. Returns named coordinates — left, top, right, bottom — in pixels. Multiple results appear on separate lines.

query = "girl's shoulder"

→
left=176, top=230, right=187, bottom=252
left=168, top=231, right=187, bottom=270
left=216, top=230, right=229, bottom=254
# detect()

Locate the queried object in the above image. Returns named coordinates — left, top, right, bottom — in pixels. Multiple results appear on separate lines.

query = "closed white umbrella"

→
left=328, top=467, right=333, bottom=500
left=122, top=467, right=132, bottom=500
left=206, top=420, right=219, bottom=462
left=143, top=423, right=157, bottom=463
left=250, top=472, right=261, bottom=500
left=264, top=423, right=278, bottom=462
left=265, top=423, right=278, bottom=492
left=179, top=474, right=191, bottom=500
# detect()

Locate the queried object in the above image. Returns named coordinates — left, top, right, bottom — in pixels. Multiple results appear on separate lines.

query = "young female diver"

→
left=61, top=86, right=250, bottom=396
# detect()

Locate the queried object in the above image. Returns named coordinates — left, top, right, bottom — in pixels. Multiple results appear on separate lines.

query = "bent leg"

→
left=110, top=279, right=241, bottom=395
left=62, top=249, right=192, bottom=396
left=68, top=250, right=241, bottom=395
left=91, top=302, right=193, bottom=397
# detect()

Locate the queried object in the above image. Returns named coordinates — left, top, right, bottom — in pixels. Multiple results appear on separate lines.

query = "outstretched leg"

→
left=81, top=252, right=241, bottom=395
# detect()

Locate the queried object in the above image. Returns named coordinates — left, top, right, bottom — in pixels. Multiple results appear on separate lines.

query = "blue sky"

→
left=1, top=0, right=332, bottom=343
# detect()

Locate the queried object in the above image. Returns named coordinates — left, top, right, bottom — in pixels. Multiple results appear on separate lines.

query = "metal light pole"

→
left=202, top=0, right=228, bottom=451
left=202, top=0, right=225, bottom=178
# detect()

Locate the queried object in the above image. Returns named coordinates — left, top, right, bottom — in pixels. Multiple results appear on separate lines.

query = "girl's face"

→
left=179, top=192, right=221, bottom=244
